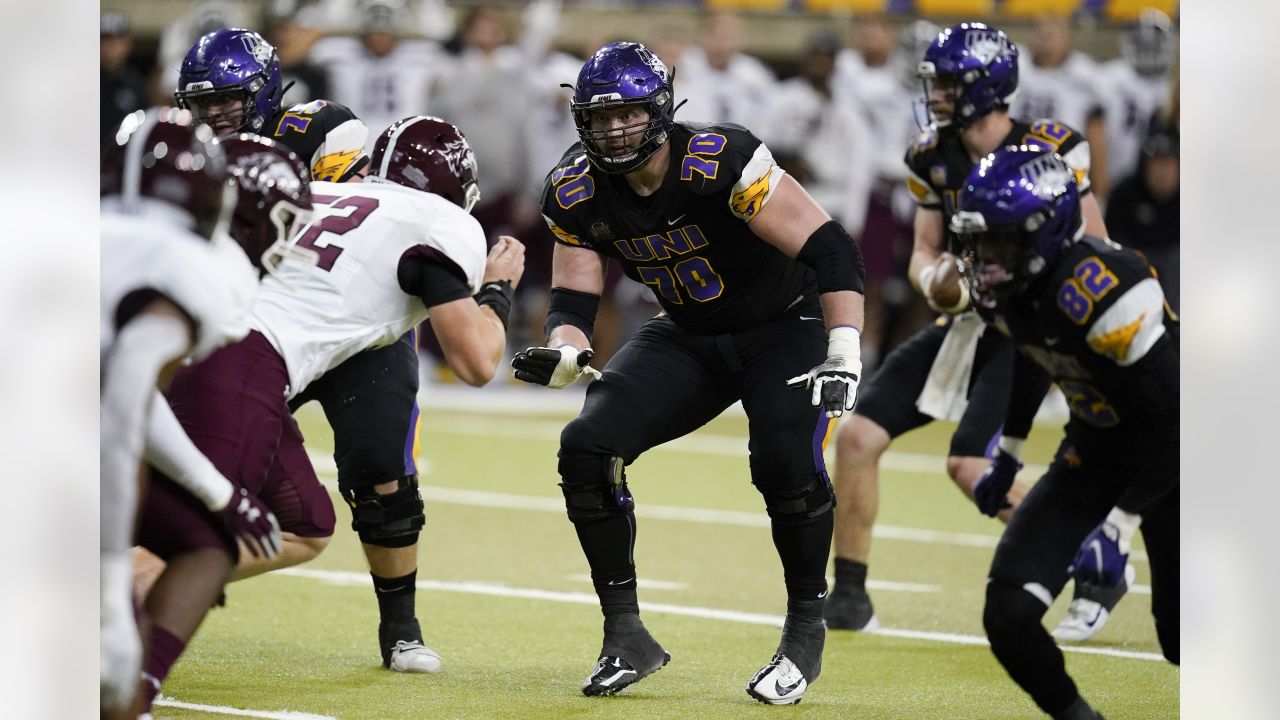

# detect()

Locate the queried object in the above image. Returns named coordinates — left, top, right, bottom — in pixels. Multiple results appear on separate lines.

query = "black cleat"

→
left=823, top=586, right=878, bottom=631
left=581, top=614, right=670, bottom=696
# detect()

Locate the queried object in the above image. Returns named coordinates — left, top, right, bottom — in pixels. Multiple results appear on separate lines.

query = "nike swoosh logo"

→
left=775, top=677, right=803, bottom=695
left=376, top=584, right=407, bottom=594
left=799, top=315, right=822, bottom=322
left=606, top=578, right=633, bottom=586
left=817, top=590, right=828, bottom=598
left=666, top=214, right=686, bottom=226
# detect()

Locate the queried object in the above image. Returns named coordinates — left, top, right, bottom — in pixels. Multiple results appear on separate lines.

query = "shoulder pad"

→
left=1053, top=246, right=1170, bottom=367
left=906, top=128, right=940, bottom=160
left=269, top=99, right=369, bottom=182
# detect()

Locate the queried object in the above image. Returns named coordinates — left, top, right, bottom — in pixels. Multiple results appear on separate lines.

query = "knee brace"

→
left=982, top=579, right=1050, bottom=654
left=341, top=475, right=425, bottom=548
left=760, top=474, right=835, bottom=526
left=557, top=454, right=633, bottom=524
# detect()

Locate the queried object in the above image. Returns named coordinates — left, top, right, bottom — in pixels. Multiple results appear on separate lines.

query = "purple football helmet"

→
left=570, top=42, right=679, bottom=174
left=917, top=22, right=1019, bottom=131
left=175, top=28, right=284, bottom=136
left=370, top=116, right=481, bottom=212
left=221, top=134, right=313, bottom=274
left=951, top=144, right=1083, bottom=310
left=102, top=107, right=234, bottom=240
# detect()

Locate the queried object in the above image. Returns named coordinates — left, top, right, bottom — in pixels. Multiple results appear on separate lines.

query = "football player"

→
left=512, top=42, right=867, bottom=705
left=1100, top=10, right=1176, bottom=186
left=100, top=109, right=291, bottom=716
left=823, top=22, right=1129, bottom=641
left=126, top=131, right=313, bottom=718
left=137, top=118, right=522, bottom=712
left=174, top=28, right=447, bottom=673
left=954, top=143, right=1178, bottom=720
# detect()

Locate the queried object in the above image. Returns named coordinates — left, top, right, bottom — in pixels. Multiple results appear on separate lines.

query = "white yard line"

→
left=304, top=451, right=1148, bottom=563
left=276, top=568, right=1166, bottom=663
left=154, top=697, right=337, bottom=720
left=412, top=413, right=1053, bottom=478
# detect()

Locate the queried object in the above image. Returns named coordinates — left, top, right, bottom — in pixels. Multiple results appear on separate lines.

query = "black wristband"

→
left=544, top=287, right=601, bottom=342
left=476, top=280, right=514, bottom=330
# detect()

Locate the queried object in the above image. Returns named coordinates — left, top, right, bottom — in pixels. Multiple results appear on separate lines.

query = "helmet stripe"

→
left=377, top=116, right=429, bottom=180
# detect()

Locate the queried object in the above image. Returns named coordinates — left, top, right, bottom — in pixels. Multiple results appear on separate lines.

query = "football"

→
left=927, top=255, right=968, bottom=311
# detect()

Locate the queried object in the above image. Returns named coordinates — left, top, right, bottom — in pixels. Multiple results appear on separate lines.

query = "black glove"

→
left=511, top=346, right=600, bottom=388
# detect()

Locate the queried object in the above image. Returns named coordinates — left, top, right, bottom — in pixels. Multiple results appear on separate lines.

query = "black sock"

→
left=834, top=557, right=868, bottom=591
left=771, top=506, right=834, bottom=602
left=372, top=570, right=417, bottom=625
left=570, top=514, right=640, bottom=617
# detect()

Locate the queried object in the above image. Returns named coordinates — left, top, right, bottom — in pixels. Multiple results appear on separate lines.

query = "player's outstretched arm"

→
left=749, top=174, right=867, bottom=418
left=431, top=236, right=526, bottom=386
left=512, top=242, right=606, bottom=389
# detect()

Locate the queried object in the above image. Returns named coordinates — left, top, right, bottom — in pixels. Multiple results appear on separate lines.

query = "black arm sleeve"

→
left=1003, top=350, right=1053, bottom=440
left=397, top=247, right=471, bottom=308
left=795, top=220, right=866, bottom=295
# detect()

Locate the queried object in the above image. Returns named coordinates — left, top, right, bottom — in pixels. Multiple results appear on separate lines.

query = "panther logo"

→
left=964, top=29, right=1005, bottom=65
left=1019, top=154, right=1073, bottom=200
left=240, top=34, right=274, bottom=67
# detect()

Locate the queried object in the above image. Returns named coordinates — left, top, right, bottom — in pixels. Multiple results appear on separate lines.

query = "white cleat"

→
left=1053, top=563, right=1137, bottom=642
left=746, top=654, right=809, bottom=705
left=1052, top=600, right=1111, bottom=642
left=387, top=640, right=442, bottom=673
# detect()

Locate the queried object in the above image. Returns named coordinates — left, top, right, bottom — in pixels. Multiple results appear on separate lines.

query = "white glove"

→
left=101, top=552, right=141, bottom=712
left=787, top=326, right=863, bottom=418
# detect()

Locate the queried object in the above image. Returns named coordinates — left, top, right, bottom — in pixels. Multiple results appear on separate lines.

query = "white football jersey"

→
left=101, top=205, right=259, bottom=362
left=1011, top=53, right=1105, bottom=134
left=675, top=47, right=777, bottom=128
left=309, top=36, right=446, bottom=155
left=251, top=180, right=487, bottom=397
left=1100, top=59, right=1172, bottom=183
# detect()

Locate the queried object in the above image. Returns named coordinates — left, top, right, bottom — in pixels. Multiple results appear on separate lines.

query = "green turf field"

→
left=159, top=400, right=1178, bottom=719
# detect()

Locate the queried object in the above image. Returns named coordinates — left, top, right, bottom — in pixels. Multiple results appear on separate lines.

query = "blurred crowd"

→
left=102, top=0, right=1179, bottom=373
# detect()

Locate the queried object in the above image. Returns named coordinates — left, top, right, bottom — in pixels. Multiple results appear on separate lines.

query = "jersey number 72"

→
left=293, top=195, right=380, bottom=271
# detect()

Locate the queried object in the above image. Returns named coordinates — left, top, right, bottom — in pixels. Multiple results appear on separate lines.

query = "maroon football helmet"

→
left=220, top=134, right=313, bottom=273
left=102, top=106, right=233, bottom=238
left=370, top=116, right=481, bottom=212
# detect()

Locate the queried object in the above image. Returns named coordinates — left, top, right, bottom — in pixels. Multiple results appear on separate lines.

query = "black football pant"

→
left=855, top=314, right=1014, bottom=457
left=983, top=438, right=1180, bottom=716
left=558, top=310, right=835, bottom=617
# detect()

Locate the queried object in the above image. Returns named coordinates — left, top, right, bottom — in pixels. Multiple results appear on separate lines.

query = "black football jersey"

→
left=992, top=236, right=1178, bottom=440
left=541, top=123, right=817, bottom=335
left=262, top=99, right=369, bottom=182
left=904, top=118, right=1092, bottom=256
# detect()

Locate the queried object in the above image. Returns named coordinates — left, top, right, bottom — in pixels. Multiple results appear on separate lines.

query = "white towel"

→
left=916, top=311, right=986, bottom=421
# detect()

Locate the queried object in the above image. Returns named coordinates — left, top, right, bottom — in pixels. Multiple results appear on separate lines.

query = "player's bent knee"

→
left=557, top=454, right=633, bottom=524
left=296, top=534, right=331, bottom=561
left=947, top=455, right=988, bottom=492
left=983, top=580, right=1051, bottom=651
left=837, top=415, right=890, bottom=461
left=759, top=474, right=835, bottom=527
left=341, top=475, right=425, bottom=548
